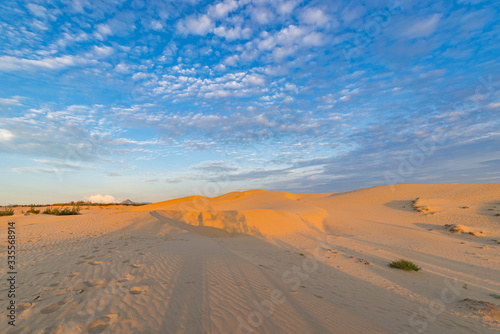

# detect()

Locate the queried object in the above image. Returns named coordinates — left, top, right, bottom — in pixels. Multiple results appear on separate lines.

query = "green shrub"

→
left=43, top=207, right=56, bottom=215
left=389, top=259, right=421, bottom=271
left=0, top=207, right=14, bottom=216
left=43, top=205, right=80, bottom=216
left=28, top=206, right=40, bottom=214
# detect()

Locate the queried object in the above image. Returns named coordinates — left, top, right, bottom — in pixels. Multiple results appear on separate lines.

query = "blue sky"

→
left=0, top=0, right=499, bottom=204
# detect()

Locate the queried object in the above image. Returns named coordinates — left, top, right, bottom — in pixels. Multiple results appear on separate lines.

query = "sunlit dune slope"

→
left=133, top=184, right=500, bottom=238
left=133, top=189, right=331, bottom=236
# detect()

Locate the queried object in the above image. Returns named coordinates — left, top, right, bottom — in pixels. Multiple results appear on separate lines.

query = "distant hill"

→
left=121, top=199, right=151, bottom=205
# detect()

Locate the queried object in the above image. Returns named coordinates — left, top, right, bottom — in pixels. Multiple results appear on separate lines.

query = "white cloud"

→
left=251, top=6, right=275, bottom=24
left=223, top=55, right=239, bottom=66
left=0, top=97, right=22, bottom=106
left=150, top=20, right=164, bottom=31
left=401, top=14, right=442, bottom=39
left=132, top=72, right=151, bottom=80
left=243, top=74, right=265, bottom=85
left=486, top=102, right=500, bottom=110
left=303, top=32, right=324, bottom=46
left=70, top=0, right=86, bottom=13
left=275, top=25, right=306, bottom=45
left=181, top=15, right=213, bottom=35
left=152, top=70, right=269, bottom=99
left=277, top=1, right=297, bottom=15
left=284, top=83, right=298, bottom=93
left=11, top=166, right=70, bottom=174
left=93, top=45, right=114, bottom=57
left=258, top=34, right=276, bottom=51
left=273, top=45, right=297, bottom=59
left=214, top=25, right=252, bottom=40
left=27, top=4, right=48, bottom=18
left=300, top=7, right=329, bottom=26
left=56, top=31, right=90, bottom=48
left=340, top=5, right=365, bottom=24
left=208, top=0, right=239, bottom=19
left=84, top=194, right=117, bottom=203
left=0, top=129, right=14, bottom=141
left=0, top=55, right=90, bottom=71
left=95, top=24, right=113, bottom=40
left=115, top=63, right=130, bottom=73
left=34, top=159, right=94, bottom=170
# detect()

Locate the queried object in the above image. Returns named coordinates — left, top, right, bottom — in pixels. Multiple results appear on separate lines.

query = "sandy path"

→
left=1, top=211, right=384, bottom=334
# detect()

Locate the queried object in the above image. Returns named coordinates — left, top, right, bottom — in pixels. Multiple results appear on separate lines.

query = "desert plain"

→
left=1, top=183, right=500, bottom=334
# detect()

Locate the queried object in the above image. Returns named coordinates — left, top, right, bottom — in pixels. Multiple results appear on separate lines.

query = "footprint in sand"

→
left=40, top=298, right=71, bottom=314
left=130, top=264, right=141, bottom=268
left=129, top=287, right=143, bottom=295
left=67, top=272, right=79, bottom=277
left=17, top=302, right=32, bottom=313
left=87, top=314, right=118, bottom=333
left=84, top=279, right=106, bottom=287
left=89, top=261, right=103, bottom=265
left=76, top=260, right=87, bottom=265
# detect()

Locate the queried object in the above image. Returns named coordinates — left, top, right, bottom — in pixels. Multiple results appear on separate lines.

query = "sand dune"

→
left=1, top=184, right=499, bottom=333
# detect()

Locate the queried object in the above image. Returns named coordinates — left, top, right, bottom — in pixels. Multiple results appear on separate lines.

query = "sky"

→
left=0, top=0, right=499, bottom=205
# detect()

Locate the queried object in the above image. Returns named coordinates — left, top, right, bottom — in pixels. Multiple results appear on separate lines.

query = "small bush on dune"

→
left=28, top=206, right=40, bottom=214
left=43, top=207, right=56, bottom=215
left=43, top=205, right=80, bottom=216
left=59, top=206, right=80, bottom=215
left=389, top=259, right=421, bottom=271
left=0, top=207, right=14, bottom=216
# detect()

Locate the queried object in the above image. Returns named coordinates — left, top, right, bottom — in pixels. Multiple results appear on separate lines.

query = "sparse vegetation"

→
left=0, top=207, right=14, bottom=216
left=463, top=283, right=468, bottom=289
left=43, top=205, right=80, bottom=216
left=490, top=294, right=500, bottom=299
left=28, top=206, right=40, bottom=214
left=459, top=298, right=500, bottom=317
left=411, top=198, right=430, bottom=213
left=388, top=259, right=421, bottom=271
left=444, top=224, right=464, bottom=233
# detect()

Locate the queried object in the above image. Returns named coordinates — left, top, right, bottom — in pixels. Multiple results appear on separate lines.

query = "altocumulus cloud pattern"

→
left=0, top=0, right=499, bottom=204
